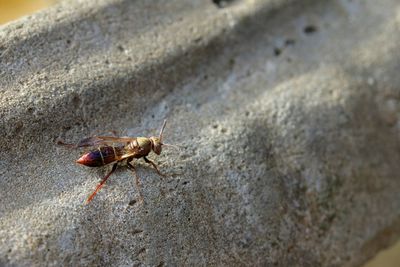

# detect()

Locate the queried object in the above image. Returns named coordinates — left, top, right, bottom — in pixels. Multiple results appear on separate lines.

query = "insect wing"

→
left=96, top=136, right=137, bottom=143
left=76, top=137, right=104, bottom=147
left=64, top=136, right=137, bottom=149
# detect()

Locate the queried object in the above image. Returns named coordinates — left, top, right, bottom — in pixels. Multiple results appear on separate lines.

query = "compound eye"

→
left=154, top=144, right=162, bottom=155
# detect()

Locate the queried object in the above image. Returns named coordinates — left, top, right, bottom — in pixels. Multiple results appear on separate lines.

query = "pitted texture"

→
left=0, top=0, right=400, bottom=266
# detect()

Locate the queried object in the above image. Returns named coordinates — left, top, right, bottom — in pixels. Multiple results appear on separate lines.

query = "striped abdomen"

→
left=76, top=146, right=124, bottom=167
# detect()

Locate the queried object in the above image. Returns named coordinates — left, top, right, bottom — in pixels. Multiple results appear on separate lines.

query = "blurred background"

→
left=0, top=0, right=53, bottom=24
left=0, top=1, right=398, bottom=266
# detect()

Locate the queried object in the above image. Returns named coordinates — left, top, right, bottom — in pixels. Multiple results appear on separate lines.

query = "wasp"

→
left=58, top=120, right=175, bottom=204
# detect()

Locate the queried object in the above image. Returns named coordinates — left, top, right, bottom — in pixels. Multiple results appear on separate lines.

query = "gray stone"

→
left=0, top=0, right=399, bottom=266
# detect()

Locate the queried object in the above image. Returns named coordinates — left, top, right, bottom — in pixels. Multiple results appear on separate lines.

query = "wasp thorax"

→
left=135, top=137, right=151, bottom=150
left=150, top=137, right=162, bottom=155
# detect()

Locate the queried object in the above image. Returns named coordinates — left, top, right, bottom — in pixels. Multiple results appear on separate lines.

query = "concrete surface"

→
left=0, top=0, right=400, bottom=266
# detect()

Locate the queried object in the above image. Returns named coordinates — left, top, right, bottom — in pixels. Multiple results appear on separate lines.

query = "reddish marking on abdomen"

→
left=76, top=146, right=123, bottom=167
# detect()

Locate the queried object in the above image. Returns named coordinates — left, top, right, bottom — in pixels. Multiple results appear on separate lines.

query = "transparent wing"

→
left=58, top=136, right=136, bottom=148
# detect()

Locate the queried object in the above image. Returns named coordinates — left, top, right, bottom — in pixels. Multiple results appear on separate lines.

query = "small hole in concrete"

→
left=72, top=94, right=81, bottom=107
left=137, top=247, right=146, bottom=255
left=117, top=45, right=124, bottom=52
left=66, top=39, right=71, bottom=45
left=285, top=39, right=295, bottom=46
left=229, top=58, right=235, bottom=67
left=194, top=37, right=202, bottom=43
left=221, top=128, right=227, bottom=133
left=274, top=47, right=281, bottom=56
left=14, top=122, right=23, bottom=134
left=304, top=25, right=317, bottom=34
left=132, top=229, right=143, bottom=235
left=212, top=0, right=235, bottom=8
left=128, top=199, right=137, bottom=206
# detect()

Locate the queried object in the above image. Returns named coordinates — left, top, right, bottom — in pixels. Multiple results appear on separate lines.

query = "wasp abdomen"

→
left=76, top=146, right=123, bottom=167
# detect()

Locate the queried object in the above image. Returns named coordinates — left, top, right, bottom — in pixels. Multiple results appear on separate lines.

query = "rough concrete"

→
left=0, top=0, right=400, bottom=266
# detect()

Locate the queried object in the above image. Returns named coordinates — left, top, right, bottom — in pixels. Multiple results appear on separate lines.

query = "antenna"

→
left=158, top=119, right=180, bottom=150
left=162, top=143, right=181, bottom=150
left=159, top=119, right=167, bottom=143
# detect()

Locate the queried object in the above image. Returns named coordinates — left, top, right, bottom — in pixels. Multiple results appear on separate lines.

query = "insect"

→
left=58, top=120, right=174, bottom=204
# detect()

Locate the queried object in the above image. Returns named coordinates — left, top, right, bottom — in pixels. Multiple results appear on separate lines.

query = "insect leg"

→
left=127, top=161, right=144, bottom=203
left=110, top=130, right=119, bottom=136
left=86, top=163, right=118, bottom=204
left=143, top=157, right=165, bottom=177
left=56, top=140, right=78, bottom=148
